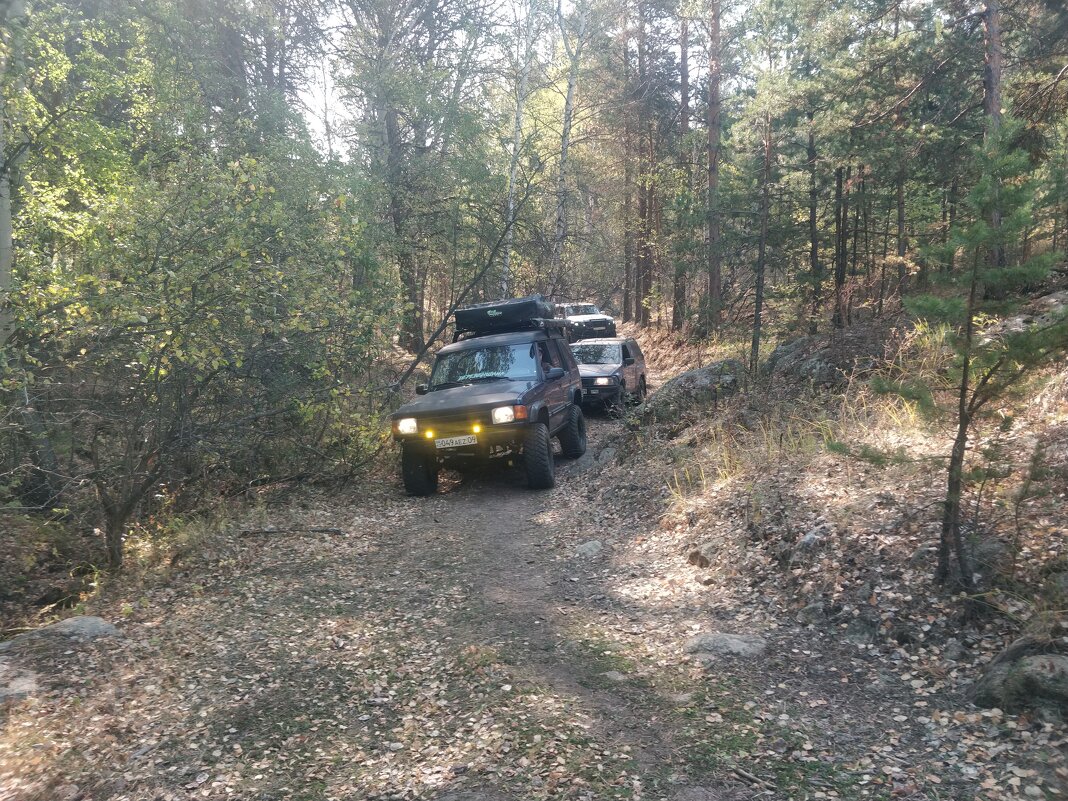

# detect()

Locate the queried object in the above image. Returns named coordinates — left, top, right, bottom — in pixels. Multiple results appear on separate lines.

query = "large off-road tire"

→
left=401, top=446, right=438, bottom=496
left=523, top=423, right=555, bottom=490
left=558, top=404, right=587, bottom=458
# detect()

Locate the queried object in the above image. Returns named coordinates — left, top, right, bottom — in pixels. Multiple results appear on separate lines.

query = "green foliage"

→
left=824, top=439, right=909, bottom=467
left=0, top=0, right=397, bottom=566
left=3, top=0, right=1068, bottom=570
left=901, top=118, right=1066, bottom=414
left=870, top=377, right=937, bottom=417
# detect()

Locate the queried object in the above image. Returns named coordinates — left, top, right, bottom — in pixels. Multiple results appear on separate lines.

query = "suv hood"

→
left=393, top=382, right=531, bottom=419
left=578, top=363, right=622, bottom=378
left=568, top=313, right=614, bottom=323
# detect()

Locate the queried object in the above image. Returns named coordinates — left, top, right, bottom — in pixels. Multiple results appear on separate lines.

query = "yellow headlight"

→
left=472, top=424, right=482, bottom=433
left=425, top=430, right=435, bottom=439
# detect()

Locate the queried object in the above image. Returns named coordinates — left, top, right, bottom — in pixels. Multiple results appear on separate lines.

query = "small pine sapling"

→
left=904, top=117, right=1067, bottom=595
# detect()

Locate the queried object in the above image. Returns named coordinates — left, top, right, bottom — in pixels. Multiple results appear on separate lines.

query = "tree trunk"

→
left=385, top=107, right=423, bottom=351
left=938, top=254, right=980, bottom=592
left=832, top=166, right=846, bottom=328
left=502, top=5, right=537, bottom=298
left=983, top=0, right=1003, bottom=133
left=19, top=395, right=63, bottom=509
left=983, top=0, right=1005, bottom=271
left=671, top=17, right=689, bottom=331
left=0, top=0, right=27, bottom=345
left=636, top=7, right=651, bottom=326
left=105, top=513, right=125, bottom=570
left=705, top=0, right=722, bottom=332
left=550, top=1, right=587, bottom=278
left=849, top=168, right=861, bottom=322
left=807, top=113, right=820, bottom=334
left=896, top=171, right=907, bottom=290
left=622, top=28, right=634, bottom=323
left=750, top=113, right=771, bottom=375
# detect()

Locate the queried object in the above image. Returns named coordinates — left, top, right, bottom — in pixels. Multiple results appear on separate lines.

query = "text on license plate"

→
left=435, top=435, right=477, bottom=449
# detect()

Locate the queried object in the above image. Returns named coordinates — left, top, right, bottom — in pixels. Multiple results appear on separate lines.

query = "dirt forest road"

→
left=2, top=404, right=1054, bottom=801
left=3, top=412, right=758, bottom=801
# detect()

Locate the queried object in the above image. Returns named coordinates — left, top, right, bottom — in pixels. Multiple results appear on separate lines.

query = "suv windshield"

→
left=430, top=343, right=538, bottom=388
left=571, top=343, right=622, bottom=365
left=572, top=304, right=599, bottom=315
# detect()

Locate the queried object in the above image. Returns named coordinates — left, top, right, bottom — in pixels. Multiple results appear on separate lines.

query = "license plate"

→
left=583, top=388, right=594, bottom=395
left=435, top=435, right=477, bottom=449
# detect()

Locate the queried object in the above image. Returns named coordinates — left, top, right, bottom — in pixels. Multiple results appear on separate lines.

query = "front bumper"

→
left=580, top=382, right=621, bottom=403
left=394, top=417, right=531, bottom=459
left=572, top=321, right=615, bottom=338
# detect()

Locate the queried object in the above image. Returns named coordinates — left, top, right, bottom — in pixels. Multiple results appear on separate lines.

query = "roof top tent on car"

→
left=452, top=294, right=570, bottom=341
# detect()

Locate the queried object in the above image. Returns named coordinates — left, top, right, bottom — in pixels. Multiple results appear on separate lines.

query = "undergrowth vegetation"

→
left=643, top=316, right=1068, bottom=640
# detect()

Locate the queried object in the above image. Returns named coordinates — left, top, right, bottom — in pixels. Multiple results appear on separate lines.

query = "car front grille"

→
left=416, top=410, right=493, bottom=438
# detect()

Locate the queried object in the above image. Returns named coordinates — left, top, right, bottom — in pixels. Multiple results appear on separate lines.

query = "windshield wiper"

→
left=430, top=376, right=513, bottom=390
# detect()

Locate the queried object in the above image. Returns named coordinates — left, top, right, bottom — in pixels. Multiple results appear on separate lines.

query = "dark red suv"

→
left=391, top=297, right=587, bottom=495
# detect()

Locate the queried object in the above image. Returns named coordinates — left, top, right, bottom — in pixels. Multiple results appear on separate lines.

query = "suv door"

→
left=629, top=340, right=646, bottom=391
left=553, top=337, right=581, bottom=394
left=538, top=339, right=568, bottom=431
left=621, top=341, right=637, bottom=389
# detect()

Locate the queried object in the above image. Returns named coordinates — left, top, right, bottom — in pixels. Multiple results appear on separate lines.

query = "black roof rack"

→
left=452, top=295, right=572, bottom=341
left=453, top=317, right=571, bottom=343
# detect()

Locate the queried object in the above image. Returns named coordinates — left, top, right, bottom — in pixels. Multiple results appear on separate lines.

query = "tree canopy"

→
left=1, top=0, right=1066, bottom=567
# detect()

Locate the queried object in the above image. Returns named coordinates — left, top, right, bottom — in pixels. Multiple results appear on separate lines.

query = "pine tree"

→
left=903, top=117, right=1067, bottom=593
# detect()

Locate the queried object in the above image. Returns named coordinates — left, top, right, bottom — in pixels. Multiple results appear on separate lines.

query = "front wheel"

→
left=523, top=423, right=556, bottom=489
left=558, top=404, right=587, bottom=458
left=401, top=447, right=438, bottom=496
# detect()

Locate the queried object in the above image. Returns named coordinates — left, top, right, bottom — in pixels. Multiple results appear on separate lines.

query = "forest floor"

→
left=2, top=343, right=1067, bottom=801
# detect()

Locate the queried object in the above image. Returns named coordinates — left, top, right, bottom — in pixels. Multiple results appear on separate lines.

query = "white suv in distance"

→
left=554, top=303, right=617, bottom=341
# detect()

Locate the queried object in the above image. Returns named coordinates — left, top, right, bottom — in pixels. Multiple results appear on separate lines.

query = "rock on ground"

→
left=671, top=788, right=752, bottom=801
left=974, top=636, right=1068, bottom=716
left=796, top=602, right=825, bottom=626
left=0, top=615, right=120, bottom=654
left=687, top=540, right=719, bottom=568
left=643, top=360, right=744, bottom=423
left=0, top=657, right=38, bottom=702
left=844, top=614, right=880, bottom=645
left=763, top=328, right=887, bottom=388
left=685, top=632, right=768, bottom=659
left=573, top=540, right=603, bottom=559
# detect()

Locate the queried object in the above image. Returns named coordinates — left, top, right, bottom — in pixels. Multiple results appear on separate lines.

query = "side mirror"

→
left=546, top=367, right=565, bottom=381
left=623, top=357, right=635, bottom=366
left=415, top=383, right=429, bottom=395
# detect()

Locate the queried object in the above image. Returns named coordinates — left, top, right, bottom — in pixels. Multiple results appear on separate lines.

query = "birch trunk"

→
left=549, top=1, right=587, bottom=278
left=501, top=4, right=537, bottom=297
